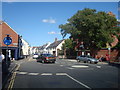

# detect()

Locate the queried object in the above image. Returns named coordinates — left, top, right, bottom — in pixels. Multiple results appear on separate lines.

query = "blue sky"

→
left=2, top=2, right=119, bottom=46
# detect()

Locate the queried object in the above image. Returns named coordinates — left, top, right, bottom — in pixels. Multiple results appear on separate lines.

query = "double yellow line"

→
left=7, top=64, right=20, bottom=89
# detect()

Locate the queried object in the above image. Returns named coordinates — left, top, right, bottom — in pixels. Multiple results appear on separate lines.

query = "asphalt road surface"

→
left=5, top=57, right=120, bottom=89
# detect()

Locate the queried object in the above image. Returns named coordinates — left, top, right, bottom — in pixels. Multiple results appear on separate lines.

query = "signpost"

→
left=3, top=35, right=12, bottom=67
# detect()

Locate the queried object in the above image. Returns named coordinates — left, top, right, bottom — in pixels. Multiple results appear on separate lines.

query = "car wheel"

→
left=84, top=61, right=87, bottom=63
left=77, top=60, right=80, bottom=62
left=94, top=62, right=98, bottom=64
left=88, top=60, right=91, bottom=64
left=52, top=61, right=55, bottom=63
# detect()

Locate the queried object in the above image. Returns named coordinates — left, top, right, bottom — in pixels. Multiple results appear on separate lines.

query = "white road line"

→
left=71, top=65, right=89, bottom=68
left=41, top=73, right=52, bottom=75
left=67, top=67, right=74, bottom=69
left=28, top=57, right=32, bottom=61
left=28, top=73, right=39, bottom=75
left=60, top=65, right=64, bottom=66
left=68, top=60, right=77, bottom=62
left=66, top=74, right=91, bottom=89
left=16, top=72, right=28, bottom=75
left=56, top=73, right=67, bottom=75
left=96, top=66, right=101, bottom=68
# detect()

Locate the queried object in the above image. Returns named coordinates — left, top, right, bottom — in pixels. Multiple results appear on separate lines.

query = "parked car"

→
left=76, top=55, right=99, bottom=64
left=33, top=54, right=39, bottom=59
left=36, top=54, right=56, bottom=63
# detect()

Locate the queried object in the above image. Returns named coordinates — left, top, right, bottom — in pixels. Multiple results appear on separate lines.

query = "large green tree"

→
left=59, top=8, right=120, bottom=56
left=62, top=39, right=76, bottom=58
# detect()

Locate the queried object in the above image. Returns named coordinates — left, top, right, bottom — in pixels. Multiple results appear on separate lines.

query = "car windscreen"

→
left=86, top=55, right=93, bottom=58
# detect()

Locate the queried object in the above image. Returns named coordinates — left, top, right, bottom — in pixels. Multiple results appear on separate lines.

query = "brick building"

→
left=0, top=21, right=22, bottom=60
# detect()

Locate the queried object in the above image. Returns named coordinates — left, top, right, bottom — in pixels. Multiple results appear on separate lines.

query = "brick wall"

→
left=97, top=49, right=119, bottom=60
left=1, top=22, right=18, bottom=47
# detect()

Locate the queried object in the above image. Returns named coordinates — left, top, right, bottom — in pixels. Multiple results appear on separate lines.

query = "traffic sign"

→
left=3, top=36, right=12, bottom=45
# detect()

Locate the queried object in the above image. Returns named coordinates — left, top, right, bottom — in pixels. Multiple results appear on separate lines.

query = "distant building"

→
left=21, top=39, right=30, bottom=57
left=39, top=42, right=51, bottom=54
left=32, top=47, right=39, bottom=55
left=46, top=38, right=65, bottom=56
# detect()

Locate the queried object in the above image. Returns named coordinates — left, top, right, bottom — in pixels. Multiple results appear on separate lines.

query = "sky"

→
left=2, top=1, right=120, bottom=47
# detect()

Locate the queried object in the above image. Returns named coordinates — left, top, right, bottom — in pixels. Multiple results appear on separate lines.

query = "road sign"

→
left=3, top=36, right=12, bottom=45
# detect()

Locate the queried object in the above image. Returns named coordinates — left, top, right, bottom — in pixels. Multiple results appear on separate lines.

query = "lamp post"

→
left=3, top=34, right=12, bottom=67
left=108, top=46, right=111, bottom=61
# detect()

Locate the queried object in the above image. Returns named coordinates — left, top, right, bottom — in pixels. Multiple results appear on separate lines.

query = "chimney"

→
left=55, top=38, right=57, bottom=42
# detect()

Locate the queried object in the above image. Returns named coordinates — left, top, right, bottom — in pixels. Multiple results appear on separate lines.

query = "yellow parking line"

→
left=7, top=64, right=20, bottom=89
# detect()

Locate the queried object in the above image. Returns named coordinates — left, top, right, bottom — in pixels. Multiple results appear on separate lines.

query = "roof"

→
left=39, top=43, right=48, bottom=50
left=47, top=40, right=63, bottom=49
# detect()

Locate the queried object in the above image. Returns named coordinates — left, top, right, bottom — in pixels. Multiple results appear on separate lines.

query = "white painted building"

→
left=21, top=39, right=30, bottom=56
left=39, top=42, right=51, bottom=54
left=32, top=47, right=39, bottom=55
left=46, top=38, right=65, bottom=56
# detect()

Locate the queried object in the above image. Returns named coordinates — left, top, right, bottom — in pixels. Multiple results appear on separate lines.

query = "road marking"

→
left=68, top=60, right=77, bottom=62
left=66, top=74, right=91, bottom=89
left=16, top=72, right=28, bottom=75
left=16, top=64, right=20, bottom=71
left=28, top=57, right=32, bottom=61
left=71, top=65, right=89, bottom=68
left=8, top=64, right=21, bottom=89
left=96, top=66, right=101, bottom=68
left=56, top=73, right=67, bottom=75
left=60, top=65, right=64, bottom=66
left=28, top=73, right=39, bottom=75
left=41, top=73, right=52, bottom=75
left=67, top=67, right=74, bottom=69
left=8, top=72, right=17, bottom=89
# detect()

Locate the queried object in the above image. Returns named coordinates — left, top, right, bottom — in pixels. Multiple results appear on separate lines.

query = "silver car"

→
left=76, top=55, right=99, bottom=64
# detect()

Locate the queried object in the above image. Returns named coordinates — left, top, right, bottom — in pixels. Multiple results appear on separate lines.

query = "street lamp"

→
left=108, top=46, right=111, bottom=61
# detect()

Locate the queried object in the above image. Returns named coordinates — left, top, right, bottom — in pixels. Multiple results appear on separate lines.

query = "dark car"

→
left=77, top=55, right=99, bottom=64
left=36, top=54, right=56, bottom=63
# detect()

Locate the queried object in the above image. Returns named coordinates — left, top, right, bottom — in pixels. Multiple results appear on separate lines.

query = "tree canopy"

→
left=59, top=8, right=120, bottom=50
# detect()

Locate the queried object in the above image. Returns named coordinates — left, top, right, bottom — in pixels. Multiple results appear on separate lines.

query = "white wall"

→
left=22, top=39, right=29, bottom=56
left=56, top=40, right=65, bottom=56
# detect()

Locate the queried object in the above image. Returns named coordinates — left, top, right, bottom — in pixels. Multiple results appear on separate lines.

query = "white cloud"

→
left=48, top=31, right=56, bottom=34
left=48, top=31, right=61, bottom=35
left=42, top=18, right=56, bottom=24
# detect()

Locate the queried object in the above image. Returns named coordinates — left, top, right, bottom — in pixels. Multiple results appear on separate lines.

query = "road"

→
left=5, top=57, right=119, bottom=89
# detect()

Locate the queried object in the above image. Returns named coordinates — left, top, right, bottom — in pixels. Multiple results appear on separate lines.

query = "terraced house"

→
left=46, top=38, right=65, bottom=57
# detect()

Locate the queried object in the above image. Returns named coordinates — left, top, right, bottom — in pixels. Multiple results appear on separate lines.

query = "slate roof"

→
left=47, top=40, right=63, bottom=49
left=39, top=43, right=48, bottom=50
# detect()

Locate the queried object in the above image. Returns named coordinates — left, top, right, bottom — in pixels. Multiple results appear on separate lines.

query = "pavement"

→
left=2, top=60, right=18, bottom=89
